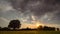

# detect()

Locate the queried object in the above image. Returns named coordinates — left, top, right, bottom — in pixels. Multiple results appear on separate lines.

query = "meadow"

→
left=0, top=31, right=60, bottom=34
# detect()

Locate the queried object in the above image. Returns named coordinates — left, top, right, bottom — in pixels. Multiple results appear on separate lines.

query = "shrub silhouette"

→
left=8, top=20, right=21, bottom=30
left=1, top=27, right=9, bottom=31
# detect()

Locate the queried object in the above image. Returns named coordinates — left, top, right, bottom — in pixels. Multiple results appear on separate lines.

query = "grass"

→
left=0, top=31, right=60, bottom=34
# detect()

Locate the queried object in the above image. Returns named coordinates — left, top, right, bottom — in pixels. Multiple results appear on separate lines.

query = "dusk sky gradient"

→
left=0, top=0, right=60, bottom=28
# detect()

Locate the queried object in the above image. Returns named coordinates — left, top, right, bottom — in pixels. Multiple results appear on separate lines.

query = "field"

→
left=0, top=31, right=60, bottom=34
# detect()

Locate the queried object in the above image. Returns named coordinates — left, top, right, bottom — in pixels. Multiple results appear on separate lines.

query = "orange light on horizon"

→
left=36, top=23, right=43, bottom=27
left=36, top=23, right=41, bottom=27
left=35, top=21, right=44, bottom=28
left=21, top=20, right=44, bottom=28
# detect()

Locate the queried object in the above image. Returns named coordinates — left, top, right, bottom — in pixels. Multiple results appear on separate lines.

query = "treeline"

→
left=37, top=25, right=59, bottom=31
left=0, top=26, right=59, bottom=31
left=0, top=20, right=60, bottom=31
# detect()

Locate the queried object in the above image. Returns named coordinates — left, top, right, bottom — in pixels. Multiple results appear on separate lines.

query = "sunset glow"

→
left=36, top=23, right=41, bottom=27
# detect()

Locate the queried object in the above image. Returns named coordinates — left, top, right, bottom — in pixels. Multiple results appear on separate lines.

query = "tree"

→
left=43, top=26, right=49, bottom=30
left=8, top=20, right=21, bottom=30
left=43, top=26, right=55, bottom=31
left=0, top=27, right=1, bottom=29
left=37, top=25, right=43, bottom=30
left=0, top=27, right=1, bottom=30
left=57, top=28, right=59, bottom=31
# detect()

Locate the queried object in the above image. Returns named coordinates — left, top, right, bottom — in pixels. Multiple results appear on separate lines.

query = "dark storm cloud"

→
left=52, top=11, right=60, bottom=23
left=10, top=0, right=60, bottom=16
left=0, top=0, right=60, bottom=28
left=9, top=0, right=60, bottom=24
left=10, top=0, right=29, bottom=11
left=44, top=0, right=60, bottom=4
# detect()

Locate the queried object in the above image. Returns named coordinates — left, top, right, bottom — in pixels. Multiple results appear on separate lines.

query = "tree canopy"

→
left=8, top=20, right=21, bottom=29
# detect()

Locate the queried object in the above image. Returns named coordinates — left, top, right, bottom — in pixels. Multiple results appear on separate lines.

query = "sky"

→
left=0, top=0, right=60, bottom=28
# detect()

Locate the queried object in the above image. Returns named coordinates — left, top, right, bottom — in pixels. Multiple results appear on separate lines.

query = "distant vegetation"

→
left=37, top=25, right=59, bottom=31
left=0, top=20, right=60, bottom=31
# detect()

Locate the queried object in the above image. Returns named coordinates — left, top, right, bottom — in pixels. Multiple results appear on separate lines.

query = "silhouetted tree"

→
left=0, top=27, right=1, bottom=30
left=37, top=25, right=43, bottom=30
left=57, top=28, right=59, bottom=31
left=43, top=26, right=48, bottom=31
left=43, top=26, right=55, bottom=31
left=26, top=27, right=31, bottom=30
left=0, top=27, right=1, bottom=29
left=8, top=20, right=21, bottom=30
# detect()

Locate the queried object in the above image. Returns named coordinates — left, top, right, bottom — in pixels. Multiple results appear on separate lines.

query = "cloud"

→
left=0, top=0, right=60, bottom=28
left=10, top=0, right=60, bottom=16
left=0, top=0, right=13, bottom=13
left=0, top=17, right=9, bottom=27
left=9, top=0, right=60, bottom=24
